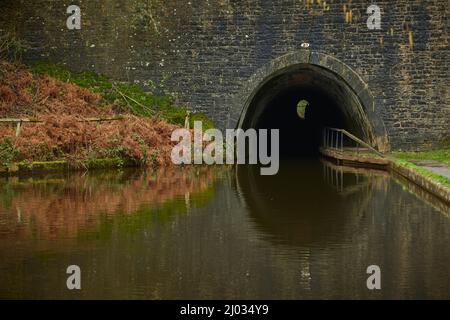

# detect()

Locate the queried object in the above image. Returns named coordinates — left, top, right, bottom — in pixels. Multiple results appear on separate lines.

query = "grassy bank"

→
left=390, top=149, right=450, bottom=166
left=389, top=149, right=450, bottom=188
left=31, top=62, right=214, bottom=129
left=0, top=60, right=214, bottom=171
left=320, top=146, right=450, bottom=196
left=392, top=158, right=450, bottom=188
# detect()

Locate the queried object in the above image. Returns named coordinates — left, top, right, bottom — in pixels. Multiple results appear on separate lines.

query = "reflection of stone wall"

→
left=235, top=165, right=450, bottom=299
left=0, top=1, right=448, bottom=149
left=71, top=171, right=449, bottom=299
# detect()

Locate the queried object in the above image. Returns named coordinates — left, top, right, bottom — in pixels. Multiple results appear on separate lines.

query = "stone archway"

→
left=227, top=50, right=390, bottom=153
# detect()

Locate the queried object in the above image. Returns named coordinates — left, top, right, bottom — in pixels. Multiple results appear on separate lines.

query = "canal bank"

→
left=0, top=158, right=143, bottom=175
left=3, top=144, right=449, bottom=207
left=320, top=147, right=450, bottom=205
left=0, top=61, right=214, bottom=172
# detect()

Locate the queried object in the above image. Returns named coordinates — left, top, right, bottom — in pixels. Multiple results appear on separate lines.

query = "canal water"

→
left=0, top=159, right=449, bottom=299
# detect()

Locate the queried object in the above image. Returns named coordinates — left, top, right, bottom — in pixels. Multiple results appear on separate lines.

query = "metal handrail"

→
left=322, top=127, right=385, bottom=158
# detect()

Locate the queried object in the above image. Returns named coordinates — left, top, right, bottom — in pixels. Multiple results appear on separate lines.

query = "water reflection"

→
left=0, top=167, right=219, bottom=241
left=237, top=159, right=450, bottom=299
left=0, top=161, right=449, bottom=299
left=236, top=159, right=392, bottom=248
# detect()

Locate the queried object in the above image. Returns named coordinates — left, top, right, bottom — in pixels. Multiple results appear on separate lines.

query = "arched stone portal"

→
left=227, top=51, right=390, bottom=154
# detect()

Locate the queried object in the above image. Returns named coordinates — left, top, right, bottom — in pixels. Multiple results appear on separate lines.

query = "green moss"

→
left=190, top=112, right=215, bottom=130
left=393, top=159, right=450, bottom=188
left=0, top=137, right=19, bottom=168
left=0, top=159, right=139, bottom=174
left=391, top=149, right=450, bottom=166
left=17, top=160, right=68, bottom=172
left=85, top=154, right=137, bottom=170
left=390, top=148, right=450, bottom=187
left=31, top=61, right=214, bottom=127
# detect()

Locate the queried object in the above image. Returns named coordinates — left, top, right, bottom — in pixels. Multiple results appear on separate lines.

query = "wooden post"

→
left=184, top=111, right=191, bottom=129
left=15, top=121, right=22, bottom=137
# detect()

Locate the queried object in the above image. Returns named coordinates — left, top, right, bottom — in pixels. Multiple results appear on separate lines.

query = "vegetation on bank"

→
left=388, top=149, right=450, bottom=188
left=390, top=149, right=450, bottom=166
left=31, top=62, right=214, bottom=129
left=0, top=60, right=214, bottom=171
left=392, top=158, right=450, bottom=189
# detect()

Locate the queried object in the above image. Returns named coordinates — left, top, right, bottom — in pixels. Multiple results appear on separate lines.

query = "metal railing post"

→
left=322, top=127, right=385, bottom=158
left=331, top=131, right=335, bottom=149
left=327, top=128, right=330, bottom=148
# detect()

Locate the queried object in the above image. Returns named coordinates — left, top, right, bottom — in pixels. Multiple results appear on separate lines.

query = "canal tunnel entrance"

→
left=239, top=63, right=379, bottom=156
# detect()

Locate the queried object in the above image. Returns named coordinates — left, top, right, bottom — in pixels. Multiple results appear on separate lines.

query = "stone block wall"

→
left=0, top=0, right=448, bottom=150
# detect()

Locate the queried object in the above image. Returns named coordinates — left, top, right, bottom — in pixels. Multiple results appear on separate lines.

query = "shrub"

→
left=0, top=137, right=19, bottom=167
left=32, top=62, right=214, bottom=127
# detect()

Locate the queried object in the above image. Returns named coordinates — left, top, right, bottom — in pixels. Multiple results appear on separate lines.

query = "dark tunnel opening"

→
left=240, top=64, right=372, bottom=157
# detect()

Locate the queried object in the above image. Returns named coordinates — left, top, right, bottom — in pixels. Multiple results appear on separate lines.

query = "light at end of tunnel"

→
left=296, top=99, right=309, bottom=120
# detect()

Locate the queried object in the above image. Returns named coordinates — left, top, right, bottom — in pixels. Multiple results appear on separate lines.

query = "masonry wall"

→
left=0, top=0, right=448, bottom=150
